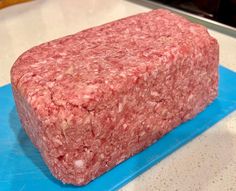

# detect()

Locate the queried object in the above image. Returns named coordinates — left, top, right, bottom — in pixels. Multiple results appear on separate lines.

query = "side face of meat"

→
left=10, top=9, right=219, bottom=185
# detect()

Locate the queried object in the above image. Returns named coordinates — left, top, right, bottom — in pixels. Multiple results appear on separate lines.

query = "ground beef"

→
left=10, top=9, right=219, bottom=185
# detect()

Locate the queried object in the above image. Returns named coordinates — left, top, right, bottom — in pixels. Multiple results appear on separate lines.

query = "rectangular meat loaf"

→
left=11, top=9, right=219, bottom=185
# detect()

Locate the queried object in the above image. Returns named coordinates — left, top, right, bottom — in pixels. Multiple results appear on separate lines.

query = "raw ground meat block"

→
left=11, top=9, right=219, bottom=185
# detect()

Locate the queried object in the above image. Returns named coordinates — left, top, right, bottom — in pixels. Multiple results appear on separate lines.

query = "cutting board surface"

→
left=1, top=66, right=236, bottom=191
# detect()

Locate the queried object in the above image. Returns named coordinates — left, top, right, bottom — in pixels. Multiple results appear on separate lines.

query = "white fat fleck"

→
left=56, top=74, right=63, bottom=80
left=83, top=115, right=91, bottom=124
left=187, top=94, right=194, bottom=102
left=61, top=120, right=69, bottom=130
left=161, top=109, right=168, bottom=115
left=150, top=91, right=159, bottom=96
left=118, top=103, right=123, bottom=113
left=47, top=81, right=55, bottom=88
left=38, top=60, right=47, bottom=64
left=119, top=72, right=126, bottom=78
left=124, top=28, right=129, bottom=33
left=83, top=95, right=91, bottom=100
left=117, top=96, right=127, bottom=113
left=100, top=153, right=105, bottom=159
left=147, top=101, right=156, bottom=107
left=52, top=138, right=62, bottom=145
left=86, top=84, right=98, bottom=92
left=189, top=26, right=197, bottom=34
left=140, top=131, right=146, bottom=136
left=65, top=66, right=74, bottom=74
left=76, top=178, right=85, bottom=184
left=143, top=73, right=148, bottom=81
left=59, top=52, right=67, bottom=56
left=74, top=159, right=84, bottom=168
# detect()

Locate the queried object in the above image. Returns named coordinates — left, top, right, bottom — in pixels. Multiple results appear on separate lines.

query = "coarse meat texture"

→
left=11, top=9, right=219, bottom=185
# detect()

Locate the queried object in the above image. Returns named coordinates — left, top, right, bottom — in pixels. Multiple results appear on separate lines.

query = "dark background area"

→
left=149, top=0, right=236, bottom=28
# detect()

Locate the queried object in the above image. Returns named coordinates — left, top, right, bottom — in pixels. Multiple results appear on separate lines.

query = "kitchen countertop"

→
left=1, top=0, right=236, bottom=190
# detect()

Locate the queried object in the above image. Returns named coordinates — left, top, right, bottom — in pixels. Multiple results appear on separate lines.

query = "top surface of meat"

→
left=11, top=9, right=216, bottom=120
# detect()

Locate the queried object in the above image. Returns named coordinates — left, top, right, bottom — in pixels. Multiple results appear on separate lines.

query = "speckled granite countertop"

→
left=0, top=0, right=236, bottom=190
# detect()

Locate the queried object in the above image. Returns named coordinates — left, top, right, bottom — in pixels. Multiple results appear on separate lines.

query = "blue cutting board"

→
left=1, top=65, right=236, bottom=191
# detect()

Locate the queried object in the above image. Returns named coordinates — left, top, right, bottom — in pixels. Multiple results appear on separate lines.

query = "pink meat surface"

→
left=11, top=9, right=219, bottom=185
